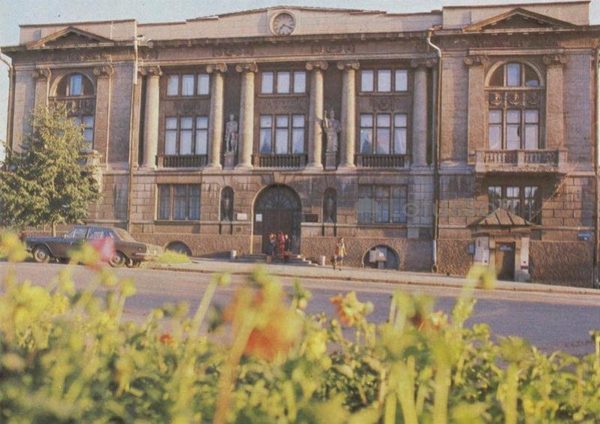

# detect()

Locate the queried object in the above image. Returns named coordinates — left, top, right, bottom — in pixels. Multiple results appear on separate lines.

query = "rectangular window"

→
left=488, top=185, right=540, bottom=223
left=276, top=71, right=291, bottom=94
left=523, top=186, right=539, bottom=223
left=179, top=117, right=193, bottom=154
left=275, top=115, right=289, bottom=154
left=506, top=110, right=521, bottom=150
left=360, top=114, right=374, bottom=153
left=505, top=186, right=520, bottom=213
left=506, top=63, right=521, bottom=87
left=292, top=114, right=305, bottom=153
left=165, top=117, right=178, bottom=155
left=259, top=115, right=273, bottom=153
left=524, top=109, right=539, bottom=150
left=157, top=184, right=201, bottom=221
left=69, top=75, right=83, bottom=96
left=377, top=70, right=392, bottom=92
left=376, top=114, right=391, bottom=154
left=358, top=185, right=407, bottom=224
left=167, top=75, right=179, bottom=96
left=488, top=110, right=503, bottom=150
left=195, top=117, right=209, bottom=155
left=181, top=74, right=195, bottom=96
left=395, top=70, right=408, bottom=91
left=73, top=115, right=94, bottom=150
left=361, top=70, right=374, bottom=92
left=261, top=72, right=274, bottom=94
left=488, top=186, right=502, bottom=211
left=197, top=73, right=210, bottom=95
left=293, top=71, right=306, bottom=93
left=393, top=114, right=407, bottom=154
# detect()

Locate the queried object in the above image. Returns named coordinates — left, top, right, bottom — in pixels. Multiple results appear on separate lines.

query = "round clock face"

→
left=272, top=13, right=296, bottom=36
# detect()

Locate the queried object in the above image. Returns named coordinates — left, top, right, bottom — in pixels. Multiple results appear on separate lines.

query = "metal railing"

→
left=355, top=154, right=407, bottom=168
left=157, top=154, right=208, bottom=168
left=252, top=154, right=308, bottom=168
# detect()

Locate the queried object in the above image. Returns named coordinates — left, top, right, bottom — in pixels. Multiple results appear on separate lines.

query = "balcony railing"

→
left=355, top=154, right=407, bottom=168
left=157, top=154, right=208, bottom=168
left=475, top=149, right=567, bottom=174
left=252, top=154, right=308, bottom=168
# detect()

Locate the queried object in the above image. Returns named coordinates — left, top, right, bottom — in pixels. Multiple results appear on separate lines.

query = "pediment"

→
left=27, top=27, right=113, bottom=49
left=464, top=8, right=577, bottom=32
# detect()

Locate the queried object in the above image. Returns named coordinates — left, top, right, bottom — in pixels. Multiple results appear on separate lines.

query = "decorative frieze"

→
left=487, top=91, right=541, bottom=108
left=310, top=44, right=355, bottom=55
left=213, top=46, right=255, bottom=57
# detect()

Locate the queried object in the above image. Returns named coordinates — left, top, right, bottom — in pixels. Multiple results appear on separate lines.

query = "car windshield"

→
left=64, top=227, right=88, bottom=239
left=114, top=228, right=136, bottom=242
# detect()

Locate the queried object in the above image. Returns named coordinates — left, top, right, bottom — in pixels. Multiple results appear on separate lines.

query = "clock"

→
left=271, top=12, right=296, bottom=36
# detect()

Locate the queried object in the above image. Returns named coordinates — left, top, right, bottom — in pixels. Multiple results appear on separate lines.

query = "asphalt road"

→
left=2, top=261, right=600, bottom=356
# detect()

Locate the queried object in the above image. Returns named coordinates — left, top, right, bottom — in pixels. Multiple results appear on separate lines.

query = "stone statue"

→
left=225, top=114, right=238, bottom=153
left=323, top=109, right=341, bottom=153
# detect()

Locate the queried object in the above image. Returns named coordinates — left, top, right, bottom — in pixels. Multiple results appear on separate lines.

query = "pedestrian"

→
left=333, top=237, right=347, bottom=270
left=266, top=233, right=276, bottom=263
left=277, top=231, right=286, bottom=259
left=284, top=233, right=291, bottom=263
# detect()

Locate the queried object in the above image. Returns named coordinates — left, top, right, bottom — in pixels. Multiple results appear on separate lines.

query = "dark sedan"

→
left=25, top=225, right=163, bottom=267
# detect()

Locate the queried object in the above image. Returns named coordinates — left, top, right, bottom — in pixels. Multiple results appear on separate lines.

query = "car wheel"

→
left=32, top=245, right=51, bottom=263
left=125, top=259, right=141, bottom=268
left=109, top=251, right=127, bottom=268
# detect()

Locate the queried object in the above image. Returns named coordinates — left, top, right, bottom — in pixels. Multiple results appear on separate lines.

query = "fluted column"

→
left=140, top=66, right=162, bottom=168
left=337, top=61, right=359, bottom=169
left=411, top=59, right=430, bottom=168
left=235, top=63, right=258, bottom=169
left=306, top=61, right=328, bottom=170
left=93, top=65, right=114, bottom=162
left=543, top=54, right=567, bottom=149
left=33, top=68, right=51, bottom=109
left=206, top=63, right=227, bottom=169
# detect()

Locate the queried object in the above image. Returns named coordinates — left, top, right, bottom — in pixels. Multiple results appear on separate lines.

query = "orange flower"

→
left=330, top=291, right=372, bottom=327
left=159, top=332, right=175, bottom=346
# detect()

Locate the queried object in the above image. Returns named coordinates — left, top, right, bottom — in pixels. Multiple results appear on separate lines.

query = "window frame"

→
left=260, top=70, right=307, bottom=95
left=359, top=68, right=409, bottom=93
left=258, top=113, right=306, bottom=154
left=359, top=112, right=409, bottom=155
left=163, top=115, right=210, bottom=156
left=357, top=185, right=408, bottom=225
left=487, top=184, right=541, bottom=223
left=165, top=72, right=211, bottom=97
left=157, top=184, right=201, bottom=221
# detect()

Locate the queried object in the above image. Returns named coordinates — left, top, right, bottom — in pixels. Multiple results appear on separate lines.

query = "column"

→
left=464, top=55, right=487, bottom=164
left=410, top=59, right=430, bottom=168
left=337, top=61, right=359, bottom=169
left=140, top=66, right=162, bottom=168
left=33, top=68, right=51, bottom=109
left=206, top=63, right=227, bottom=169
left=305, top=61, right=328, bottom=169
left=543, top=54, right=567, bottom=149
left=93, top=65, right=114, bottom=163
left=235, top=63, right=258, bottom=169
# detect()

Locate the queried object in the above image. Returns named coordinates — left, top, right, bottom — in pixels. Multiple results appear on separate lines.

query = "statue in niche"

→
left=323, top=190, right=337, bottom=223
left=224, top=114, right=238, bottom=153
left=322, top=109, right=341, bottom=153
left=221, top=188, right=234, bottom=221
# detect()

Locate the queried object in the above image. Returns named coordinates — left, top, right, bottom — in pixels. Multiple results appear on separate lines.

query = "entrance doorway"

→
left=495, top=242, right=515, bottom=280
left=254, top=185, right=302, bottom=254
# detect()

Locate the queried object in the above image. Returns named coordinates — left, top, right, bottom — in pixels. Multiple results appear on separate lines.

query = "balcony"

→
left=157, top=154, right=208, bottom=168
left=475, top=149, right=567, bottom=175
left=355, top=154, right=407, bottom=169
left=252, top=154, right=308, bottom=168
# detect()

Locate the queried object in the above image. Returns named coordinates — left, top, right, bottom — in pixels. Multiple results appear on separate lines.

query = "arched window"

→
left=220, top=187, right=234, bottom=221
left=486, top=62, right=543, bottom=151
left=54, top=73, right=96, bottom=151
left=323, top=188, right=337, bottom=223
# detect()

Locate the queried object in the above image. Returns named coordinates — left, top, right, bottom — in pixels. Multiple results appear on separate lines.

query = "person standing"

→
left=333, top=237, right=347, bottom=270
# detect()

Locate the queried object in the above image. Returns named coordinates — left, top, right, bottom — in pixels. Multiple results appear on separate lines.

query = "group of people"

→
left=266, top=231, right=292, bottom=263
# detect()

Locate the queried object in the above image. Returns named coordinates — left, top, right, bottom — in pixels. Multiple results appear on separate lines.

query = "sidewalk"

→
left=149, top=258, right=600, bottom=297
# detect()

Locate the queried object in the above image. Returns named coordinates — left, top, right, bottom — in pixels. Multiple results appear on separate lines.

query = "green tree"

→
left=0, top=104, right=99, bottom=235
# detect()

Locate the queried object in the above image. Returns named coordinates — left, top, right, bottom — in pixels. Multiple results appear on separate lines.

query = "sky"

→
left=1, top=0, right=599, bottom=155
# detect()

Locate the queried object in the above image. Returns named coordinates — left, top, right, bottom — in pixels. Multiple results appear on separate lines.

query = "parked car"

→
left=25, top=225, right=163, bottom=267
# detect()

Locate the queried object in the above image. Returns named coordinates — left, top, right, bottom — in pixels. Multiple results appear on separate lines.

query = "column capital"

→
left=305, top=61, right=329, bottom=71
left=463, top=55, right=489, bottom=67
left=410, top=57, right=437, bottom=69
left=33, top=67, right=51, bottom=80
left=336, top=61, right=360, bottom=71
left=235, top=62, right=258, bottom=73
left=543, top=54, right=567, bottom=67
left=93, top=64, right=115, bottom=78
left=138, top=65, right=162, bottom=77
left=206, top=63, right=228, bottom=74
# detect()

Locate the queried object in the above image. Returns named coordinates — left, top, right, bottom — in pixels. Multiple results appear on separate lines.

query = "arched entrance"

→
left=363, top=245, right=400, bottom=270
left=254, top=185, right=302, bottom=254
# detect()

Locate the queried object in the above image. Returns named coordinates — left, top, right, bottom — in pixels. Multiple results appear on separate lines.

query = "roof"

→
left=474, top=208, right=533, bottom=227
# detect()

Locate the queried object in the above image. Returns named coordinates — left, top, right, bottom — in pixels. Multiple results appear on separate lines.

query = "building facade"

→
left=3, top=1, right=600, bottom=285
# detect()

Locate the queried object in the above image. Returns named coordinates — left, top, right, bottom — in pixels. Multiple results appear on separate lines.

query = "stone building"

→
left=2, top=1, right=599, bottom=285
